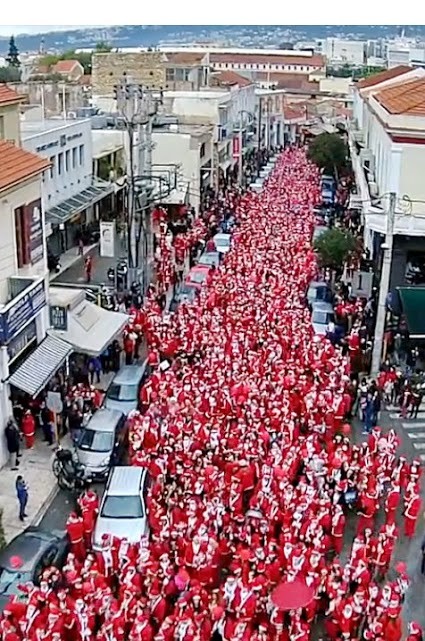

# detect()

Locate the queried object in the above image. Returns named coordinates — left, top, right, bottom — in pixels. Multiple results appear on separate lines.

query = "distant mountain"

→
left=2, top=25, right=424, bottom=55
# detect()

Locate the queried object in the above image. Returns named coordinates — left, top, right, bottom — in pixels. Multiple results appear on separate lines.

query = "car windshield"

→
left=199, top=255, right=216, bottom=265
left=179, top=286, right=196, bottom=299
left=107, top=383, right=138, bottom=402
left=313, top=311, right=334, bottom=325
left=189, top=271, right=208, bottom=284
left=77, top=429, right=114, bottom=453
left=215, top=237, right=229, bottom=247
left=101, top=495, right=143, bottom=519
left=0, top=568, right=31, bottom=595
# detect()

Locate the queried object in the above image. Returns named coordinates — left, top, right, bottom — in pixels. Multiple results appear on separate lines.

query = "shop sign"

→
left=26, top=199, right=44, bottom=265
left=7, top=320, right=37, bottom=363
left=50, top=305, right=68, bottom=331
left=0, top=281, right=46, bottom=344
left=232, top=136, right=241, bottom=159
left=100, top=221, right=116, bottom=258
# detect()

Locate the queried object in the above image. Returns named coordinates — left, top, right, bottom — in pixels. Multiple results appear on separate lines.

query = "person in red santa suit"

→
left=404, top=485, right=422, bottom=538
left=356, top=492, right=376, bottom=537
left=21, top=410, right=36, bottom=449
left=232, top=583, right=257, bottom=622
left=148, top=579, right=168, bottom=629
left=406, top=621, right=423, bottom=641
left=382, top=602, right=403, bottom=641
left=373, top=532, right=394, bottom=580
left=96, top=534, right=118, bottom=579
left=385, top=482, right=401, bottom=525
left=129, top=613, right=154, bottom=641
left=66, top=512, right=86, bottom=561
left=331, top=505, right=346, bottom=556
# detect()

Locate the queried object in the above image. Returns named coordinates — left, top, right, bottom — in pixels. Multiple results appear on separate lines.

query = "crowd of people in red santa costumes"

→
left=1, top=149, right=423, bottom=641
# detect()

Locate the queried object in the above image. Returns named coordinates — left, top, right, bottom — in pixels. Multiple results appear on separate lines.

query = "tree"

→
left=6, top=35, right=20, bottom=68
left=95, top=41, right=112, bottom=53
left=308, top=132, right=348, bottom=175
left=314, top=228, right=357, bottom=272
left=0, top=66, right=21, bottom=82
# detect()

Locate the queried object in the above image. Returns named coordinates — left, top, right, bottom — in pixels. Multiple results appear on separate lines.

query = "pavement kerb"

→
left=32, top=484, right=60, bottom=528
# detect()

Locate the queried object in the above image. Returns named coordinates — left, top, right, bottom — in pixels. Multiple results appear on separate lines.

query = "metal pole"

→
left=238, top=111, right=243, bottom=185
left=371, top=192, right=397, bottom=375
left=257, top=97, right=262, bottom=177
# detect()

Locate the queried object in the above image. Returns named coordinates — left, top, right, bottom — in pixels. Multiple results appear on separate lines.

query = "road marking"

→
left=407, top=432, right=425, bottom=439
left=401, top=422, right=425, bottom=429
left=413, top=442, right=425, bottom=450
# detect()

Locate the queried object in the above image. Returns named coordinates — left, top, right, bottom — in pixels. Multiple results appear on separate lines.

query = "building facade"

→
left=349, top=67, right=425, bottom=298
left=21, top=117, right=113, bottom=256
left=323, top=38, right=366, bottom=66
left=0, top=86, right=53, bottom=465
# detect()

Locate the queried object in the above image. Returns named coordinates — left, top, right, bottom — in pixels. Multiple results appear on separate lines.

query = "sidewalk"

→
left=0, top=437, right=67, bottom=543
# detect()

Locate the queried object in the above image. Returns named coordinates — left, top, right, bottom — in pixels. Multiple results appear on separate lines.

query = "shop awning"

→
left=398, top=287, right=425, bottom=338
left=8, top=335, right=73, bottom=397
left=48, top=300, right=128, bottom=356
left=46, top=180, right=114, bottom=224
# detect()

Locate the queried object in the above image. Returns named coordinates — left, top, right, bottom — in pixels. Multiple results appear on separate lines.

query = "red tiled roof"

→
left=211, top=70, right=253, bottom=88
left=0, top=84, right=23, bottom=106
left=0, top=140, right=50, bottom=193
left=374, top=77, right=425, bottom=116
left=53, top=60, right=82, bottom=74
left=356, top=65, right=412, bottom=90
left=165, top=52, right=207, bottom=65
left=210, top=52, right=325, bottom=67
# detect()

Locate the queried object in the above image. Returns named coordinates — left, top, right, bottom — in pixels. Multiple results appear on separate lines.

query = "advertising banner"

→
left=100, top=221, right=116, bottom=258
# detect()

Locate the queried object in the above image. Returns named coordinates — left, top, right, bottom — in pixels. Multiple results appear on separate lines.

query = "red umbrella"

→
left=271, top=579, right=315, bottom=610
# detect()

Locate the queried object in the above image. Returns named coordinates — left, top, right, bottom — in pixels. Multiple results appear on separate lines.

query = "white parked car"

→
left=92, top=466, right=150, bottom=550
left=213, top=233, right=231, bottom=254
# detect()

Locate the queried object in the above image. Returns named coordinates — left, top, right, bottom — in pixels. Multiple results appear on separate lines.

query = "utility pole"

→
left=114, top=76, right=158, bottom=293
left=371, top=192, right=397, bottom=375
left=237, top=111, right=243, bottom=186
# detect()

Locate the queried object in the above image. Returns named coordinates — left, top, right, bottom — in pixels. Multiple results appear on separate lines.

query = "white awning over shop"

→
left=8, top=335, right=73, bottom=397
left=48, top=300, right=128, bottom=356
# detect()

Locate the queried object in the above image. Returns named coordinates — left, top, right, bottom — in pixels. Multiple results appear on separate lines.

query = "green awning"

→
left=398, top=287, right=425, bottom=338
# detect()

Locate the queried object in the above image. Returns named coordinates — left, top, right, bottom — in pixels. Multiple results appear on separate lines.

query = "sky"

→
left=0, top=25, right=106, bottom=36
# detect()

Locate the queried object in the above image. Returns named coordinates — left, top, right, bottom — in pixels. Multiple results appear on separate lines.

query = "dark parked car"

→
left=0, top=527, right=68, bottom=612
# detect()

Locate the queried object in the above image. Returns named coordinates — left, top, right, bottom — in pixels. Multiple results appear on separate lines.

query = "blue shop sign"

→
left=0, top=281, right=46, bottom=344
left=7, top=320, right=37, bottom=363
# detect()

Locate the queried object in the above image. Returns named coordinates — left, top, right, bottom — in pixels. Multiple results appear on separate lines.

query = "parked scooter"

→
left=52, top=448, right=92, bottom=493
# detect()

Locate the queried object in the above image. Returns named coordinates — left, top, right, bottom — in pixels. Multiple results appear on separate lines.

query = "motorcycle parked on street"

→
left=52, top=448, right=92, bottom=493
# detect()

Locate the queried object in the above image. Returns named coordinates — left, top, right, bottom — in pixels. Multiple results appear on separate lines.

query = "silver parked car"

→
left=198, top=251, right=221, bottom=268
left=311, top=301, right=335, bottom=336
left=75, top=408, right=126, bottom=480
left=104, top=363, right=150, bottom=415
left=307, top=281, right=333, bottom=306
left=92, top=466, right=150, bottom=550
left=213, top=233, right=231, bottom=254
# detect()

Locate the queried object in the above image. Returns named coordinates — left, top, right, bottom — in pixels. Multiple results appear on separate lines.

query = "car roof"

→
left=312, top=301, right=334, bottom=312
left=106, top=466, right=146, bottom=496
left=85, top=407, right=124, bottom=433
left=308, top=281, right=329, bottom=289
left=112, top=365, right=145, bottom=385
left=0, top=529, right=58, bottom=572
left=214, top=233, right=231, bottom=241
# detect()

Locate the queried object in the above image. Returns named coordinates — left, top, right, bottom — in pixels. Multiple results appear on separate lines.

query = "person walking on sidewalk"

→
left=5, top=417, right=21, bottom=470
left=15, top=475, right=28, bottom=522
left=84, top=255, right=93, bottom=283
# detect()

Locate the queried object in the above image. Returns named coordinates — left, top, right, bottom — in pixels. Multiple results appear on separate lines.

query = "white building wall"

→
left=398, top=145, right=425, bottom=215
left=21, top=118, right=93, bottom=212
left=151, top=132, right=201, bottom=211
left=325, top=38, right=365, bottom=65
